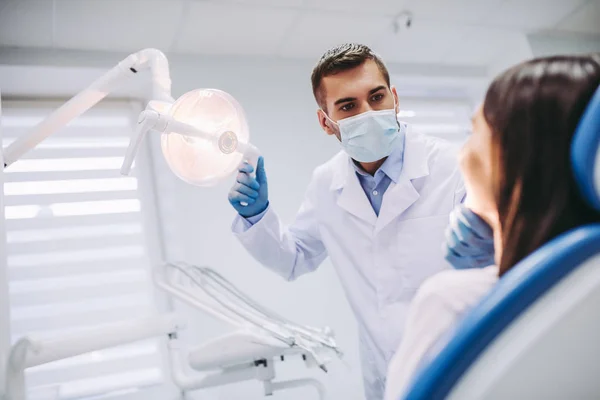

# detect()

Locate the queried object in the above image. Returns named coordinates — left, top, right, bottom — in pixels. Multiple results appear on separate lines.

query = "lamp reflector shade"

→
left=161, top=88, right=250, bottom=187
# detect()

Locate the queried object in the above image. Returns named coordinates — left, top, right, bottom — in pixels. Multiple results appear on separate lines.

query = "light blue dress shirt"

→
left=352, top=143, right=404, bottom=216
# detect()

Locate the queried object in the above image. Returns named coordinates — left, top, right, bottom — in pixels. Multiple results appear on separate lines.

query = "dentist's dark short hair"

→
left=311, top=43, right=390, bottom=111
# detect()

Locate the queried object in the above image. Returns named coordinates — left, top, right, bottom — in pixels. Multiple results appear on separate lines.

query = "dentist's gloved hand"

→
left=228, top=156, right=269, bottom=218
left=444, top=204, right=495, bottom=269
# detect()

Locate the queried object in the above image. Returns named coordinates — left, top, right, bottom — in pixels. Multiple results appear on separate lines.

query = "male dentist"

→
left=228, top=43, right=465, bottom=399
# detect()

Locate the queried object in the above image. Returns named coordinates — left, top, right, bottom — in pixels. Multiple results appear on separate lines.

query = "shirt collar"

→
left=330, top=129, right=429, bottom=192
left=352, top=141, right=405, bottom=184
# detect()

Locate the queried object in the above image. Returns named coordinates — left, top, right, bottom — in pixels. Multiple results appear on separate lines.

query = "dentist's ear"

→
left=391, top=86, right=400, bottom=114
left=317, top=109, right=337, bottom=136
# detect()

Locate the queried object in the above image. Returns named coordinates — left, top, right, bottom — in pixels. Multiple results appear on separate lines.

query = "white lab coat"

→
left=232, top=131, right=465, bottom=400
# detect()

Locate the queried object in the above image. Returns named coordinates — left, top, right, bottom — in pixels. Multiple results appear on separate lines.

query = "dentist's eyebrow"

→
left=369, top=85, right=387, bottom=95
left=334, top=96, right=357, bottom=106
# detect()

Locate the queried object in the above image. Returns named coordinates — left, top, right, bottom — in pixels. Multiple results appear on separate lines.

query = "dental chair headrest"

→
left=572, top=84, right=600, bottom=212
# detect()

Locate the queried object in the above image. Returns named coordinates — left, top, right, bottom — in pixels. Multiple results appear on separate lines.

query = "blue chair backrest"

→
left=402, top=83, right=600, bottom=400
left=572, top=83, right=600, bottom=211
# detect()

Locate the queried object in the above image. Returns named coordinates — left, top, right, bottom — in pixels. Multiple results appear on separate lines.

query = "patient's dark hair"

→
left=483, top=54, right=600, bottom=276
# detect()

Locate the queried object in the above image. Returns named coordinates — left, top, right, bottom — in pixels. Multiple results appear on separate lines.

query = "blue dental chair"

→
left=402, top=85, right=600, bottom=400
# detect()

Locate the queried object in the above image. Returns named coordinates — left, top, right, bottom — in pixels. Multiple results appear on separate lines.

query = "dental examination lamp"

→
left=2, top=50, right=260, bottom=187
left=1, top=49, right=339, bottom=400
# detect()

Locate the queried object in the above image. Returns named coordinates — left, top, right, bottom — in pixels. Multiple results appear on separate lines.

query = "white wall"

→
left=0, top=48, right=487, bottom=400
left=527, top=32, right=600, bottom=58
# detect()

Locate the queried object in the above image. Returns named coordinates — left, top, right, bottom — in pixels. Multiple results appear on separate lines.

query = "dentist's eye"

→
left=371, top=94, right=384, bottom=102
left=340, top=103, right=355, bottom=112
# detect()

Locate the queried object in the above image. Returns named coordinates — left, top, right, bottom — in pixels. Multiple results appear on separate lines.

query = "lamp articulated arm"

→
left=2, top=48, right=174, bottom=168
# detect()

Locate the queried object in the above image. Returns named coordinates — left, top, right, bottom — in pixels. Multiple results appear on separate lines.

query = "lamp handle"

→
left=238, top=143, right=261, bottom=206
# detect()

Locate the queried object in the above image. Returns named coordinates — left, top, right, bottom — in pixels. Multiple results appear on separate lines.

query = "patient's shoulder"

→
left=415, top=266, right=500, bottom=313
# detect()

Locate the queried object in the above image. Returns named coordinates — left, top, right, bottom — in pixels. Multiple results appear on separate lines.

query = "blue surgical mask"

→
left=325, top=106, right=404, bottom=162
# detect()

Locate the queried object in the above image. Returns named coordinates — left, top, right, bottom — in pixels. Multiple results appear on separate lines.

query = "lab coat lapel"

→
left=375, top=133, right=430, bottom=234
left=332, top=157, right=378, bottom=226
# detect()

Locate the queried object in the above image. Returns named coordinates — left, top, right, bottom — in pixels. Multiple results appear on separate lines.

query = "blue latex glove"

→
left=228, top=156, right=269, bottom=218
left=444, top=204, right=495, bottom=269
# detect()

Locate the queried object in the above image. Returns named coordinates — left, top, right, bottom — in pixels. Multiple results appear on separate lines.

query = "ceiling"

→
left=0, top=0, right=599, bottom=68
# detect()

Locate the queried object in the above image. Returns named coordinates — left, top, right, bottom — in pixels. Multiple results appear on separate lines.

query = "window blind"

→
left=2, top=100, right=165, bottom=399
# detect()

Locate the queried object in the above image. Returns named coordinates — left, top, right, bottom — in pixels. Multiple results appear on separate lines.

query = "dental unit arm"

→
left=3, top=263, right=339, bottom=400
left=0, top=49, right=340, bottom=400
left=3, top=49, right=173, bottom=168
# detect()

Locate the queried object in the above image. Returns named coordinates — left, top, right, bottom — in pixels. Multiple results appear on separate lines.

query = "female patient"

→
left=384, top=53, right=600, bottom=400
